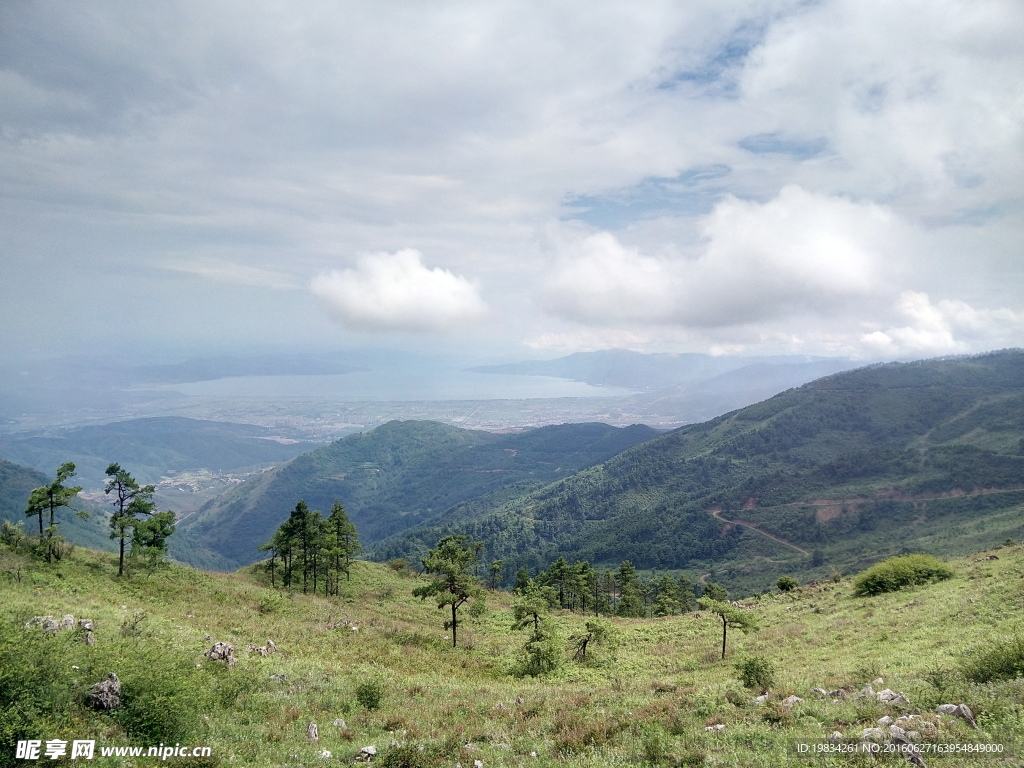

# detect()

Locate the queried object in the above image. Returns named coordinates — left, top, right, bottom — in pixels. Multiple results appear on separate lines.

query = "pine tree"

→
left=413, top=535, right=482, bottom=648
left=104, top=464, right=156, bottom=577
left=678, top=573, right=697, bottom=612
left=615, top=560, right=644, bottom=617
left=326, top=500, right=360, bottom=591
left=24, top=462, right=82, bottom=562
left=653, top=573, right=680, bottom=616
left=698, top=597, right=758, bottom=659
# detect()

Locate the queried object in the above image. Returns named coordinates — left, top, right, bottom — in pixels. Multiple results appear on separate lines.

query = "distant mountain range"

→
left=471, top=349, right=853, bottom=391
left=0, top=417, right=319, bottom=490
left=375, top=351, right=1024, bottom=592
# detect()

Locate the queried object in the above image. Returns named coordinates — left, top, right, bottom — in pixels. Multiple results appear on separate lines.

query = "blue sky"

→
left=1, top=0, right=1022, bottom=363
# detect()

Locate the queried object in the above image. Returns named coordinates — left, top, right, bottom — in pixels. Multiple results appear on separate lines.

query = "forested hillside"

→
left=0, top=457, right=112, bottom=551
left=180, top=421, right=659, bottom=569
left=375, top=351, right=1024, bottom=592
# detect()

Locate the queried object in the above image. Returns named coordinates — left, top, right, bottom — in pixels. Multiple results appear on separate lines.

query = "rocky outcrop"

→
left=86, top=673, right=121, bottom=711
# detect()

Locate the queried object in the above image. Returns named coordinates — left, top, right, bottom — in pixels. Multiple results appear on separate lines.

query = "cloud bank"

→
left=310, top=250, right=486, bottom=333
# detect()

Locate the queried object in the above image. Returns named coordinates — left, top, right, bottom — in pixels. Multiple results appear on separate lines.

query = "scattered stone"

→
left=331, top=718, right=346, bottom=728
left=59, top=614, right=75, bottom=630
left=828, top=689, right=848, bottom=700
left=878, top=716, right=894, bottom=727
left=889, top=724, right=907, bottom=739
left=268, top=639, right=277, bottom=653
left=753, top=694, right=768, bottom=704
left=986, top=555, right=999, bottom=560
left=704, top=724, right=725, bottom=731
left=781, top=696, right=804, bottom=707
left=78, top=619, right=94, bottom=631
left=319, top=750, right=332, bottom=759
left=205, top=641, right=237, bottom=667
left=307, top=723, right=318, bottom=742
left=354, top=745, right=377, bottom=762
left=473, top=761, right=483, bottom=768
left=87, top=673, right=121, bottom=711
left=877, top=689, right=910, bottom=705
left=873, top=677, right=885, bottom=685
left=203, top=633, right=212, bottom=641
left=529, top=752, right=538, bottom=758
left=515, top=696, right=524, bottom=705
left=936, top=704, right=977, bottom=728
left=860, top=728, right=884, bottom=741
left=269, top=673, right=288, bottom=682
left=828, top=732, right=844, bottom=743
left=861, top=684, right=875, bottom=697
left=812, top=687, right=828, bottom=697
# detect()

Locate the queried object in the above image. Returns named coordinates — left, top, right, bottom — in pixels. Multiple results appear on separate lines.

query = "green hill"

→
left=374, top=351, right=1024, bottom=592
left=0, top=457, right=113, bottom=552
left=2, top=538, right=1021, bottom=767
left=180, top=421, right=659, bottom=570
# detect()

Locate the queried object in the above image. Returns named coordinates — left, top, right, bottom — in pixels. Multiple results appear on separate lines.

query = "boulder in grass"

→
left=87, top=673, right=121, bottom=711
left=936, top=704, right=977, bottom=728
left=205, top=641, right=237, bottom=667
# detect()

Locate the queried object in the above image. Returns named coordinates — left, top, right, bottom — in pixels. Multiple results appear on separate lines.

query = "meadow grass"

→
left=2, top=543, right=1023, bottom=767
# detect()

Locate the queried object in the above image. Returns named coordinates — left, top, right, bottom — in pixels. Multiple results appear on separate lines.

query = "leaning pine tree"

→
left=698, top=597, right=758, bottom=660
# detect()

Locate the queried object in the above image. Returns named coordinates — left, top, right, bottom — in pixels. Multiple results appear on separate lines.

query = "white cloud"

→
left=310, top=249, right=486, bottom=332
left=542, top=186, right=897, bottom=327
left=862, top=291, right=1024, bottom=358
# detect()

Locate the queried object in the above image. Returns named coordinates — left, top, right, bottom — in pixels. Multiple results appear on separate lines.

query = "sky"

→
left=2, top=0, right=1023, bottom=365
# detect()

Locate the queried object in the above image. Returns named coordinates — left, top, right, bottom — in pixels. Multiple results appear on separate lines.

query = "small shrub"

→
left=776, top=575, right=798, bottom=592
left=468, top=598, right=487, bottom=619
left=853, top=554, right=954, bottom=596
left=735, top=656, right=776, bottom=692
left=961, top=636, right=1024, bottom=683
left=255, top=591, right=285, bottom=614
left=356, top=679, right=385, bottom=710
left=376, top=742, right=446, bottom=768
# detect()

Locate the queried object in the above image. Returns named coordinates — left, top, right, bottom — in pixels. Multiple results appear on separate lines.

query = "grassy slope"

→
left=375, top=352, right=1024, bottom=592
left=180, top=421, right=658, bottom=570
left=2, top=542, right=1022, bottom=767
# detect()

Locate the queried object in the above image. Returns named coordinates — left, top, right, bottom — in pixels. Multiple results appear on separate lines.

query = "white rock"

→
left=781, top=695, right=804, bottom=707
left=860, top=728, right=884, bottom=741
left=873, top=677, right=884, bottom=685
left=360, top=746, right=377, bottom=756
left=320, top=750, right=332, bottom=759
left=753, top=694, right=769, bottom=704
left=888, top=725, right=907, bottom=739
left=705, top=724, right=726, bottom=731
left=878, top=716, right=893, bottom=727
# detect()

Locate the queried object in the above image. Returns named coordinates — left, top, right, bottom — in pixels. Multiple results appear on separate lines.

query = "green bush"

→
left=776, top=575, right=798, bottom=592
left=961, top=636, right=1024, bottom=683
left=356, top=679, right=385, bottom=710
left=376, top=742, right=445, bottom=768
left=853, top=554, right=954, bottom=596
left=735, top=656, right=776, bottom=692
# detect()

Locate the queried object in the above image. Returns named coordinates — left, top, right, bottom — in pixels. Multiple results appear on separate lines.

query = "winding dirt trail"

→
left=710, top=509, right=810, bottom=556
